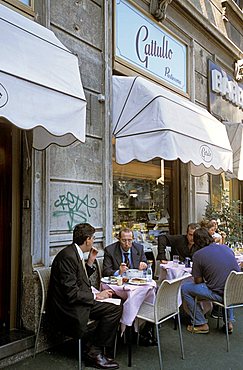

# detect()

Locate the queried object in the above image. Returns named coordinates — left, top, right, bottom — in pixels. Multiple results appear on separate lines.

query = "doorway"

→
left=0, top=122, right=12, bottom=330
left=0, top=121, right=21, bottom=332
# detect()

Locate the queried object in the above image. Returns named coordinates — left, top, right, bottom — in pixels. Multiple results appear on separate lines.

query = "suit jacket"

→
left=157, top=234, right=199, bottom=262
left=47, top=244, right=95, bottom=338
left=102, top=241, right=147, bottom=276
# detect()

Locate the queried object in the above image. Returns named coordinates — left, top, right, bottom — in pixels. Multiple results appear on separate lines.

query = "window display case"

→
left=113, top=159, right=172, bottom=240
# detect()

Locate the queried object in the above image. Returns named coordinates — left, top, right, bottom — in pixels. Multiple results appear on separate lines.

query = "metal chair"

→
left=96, top=256, right=104, bottom=280
left=192, top=271, right=243, bottom=351
left=34, top=267, right=93, bottom=370
left=212, top=271, right=243, bottom=351
left=136, top=275, right=187, bottom=370
left=150, top=245, right=161, bottom=279
left=34, top=267, right=51, bottom=358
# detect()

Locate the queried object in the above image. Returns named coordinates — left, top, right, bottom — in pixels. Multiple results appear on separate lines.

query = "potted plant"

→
left=204, top=190, right=243, bottom=246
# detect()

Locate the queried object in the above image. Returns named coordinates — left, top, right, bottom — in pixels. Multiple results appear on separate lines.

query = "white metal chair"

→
left=136, top=275, right=187, bottom=370
left=150, top=245, right=160, bottom=279
left=34, top=267, right=93, bottom=370
left=96, top=256, right=104, bottom=280
left=192, top=271, right=243, bottom=351
left=211, top=271, right=243, bottom=351
left=34, top=267, right=51, bottom=359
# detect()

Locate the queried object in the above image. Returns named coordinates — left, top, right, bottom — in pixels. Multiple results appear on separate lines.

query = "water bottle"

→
left=184, top=257, right=191, bottom=268
left=146, top=260, right=153, bottom=282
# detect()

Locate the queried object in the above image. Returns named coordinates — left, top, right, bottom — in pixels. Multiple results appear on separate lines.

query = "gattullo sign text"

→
left=115, top=0, right=187, bottom=93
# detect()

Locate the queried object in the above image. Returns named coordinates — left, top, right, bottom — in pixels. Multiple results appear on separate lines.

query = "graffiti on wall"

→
left=53, top=191, right=98, bottom=231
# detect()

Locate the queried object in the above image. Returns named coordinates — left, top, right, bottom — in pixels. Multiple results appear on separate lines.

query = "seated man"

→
left=103, top=228, right=156, bottom=346
left=48, top=223, right=122, bottom=370
left=157, top=222, right=200, bottom=263
left=103, top=227, right=147, bottom=277
left=181, top=227, right=240, bottom=334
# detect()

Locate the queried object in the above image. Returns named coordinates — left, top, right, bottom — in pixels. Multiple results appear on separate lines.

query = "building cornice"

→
left=173, top=0, right=243, bottom=59
left=221, top=0, right=243, bottom=22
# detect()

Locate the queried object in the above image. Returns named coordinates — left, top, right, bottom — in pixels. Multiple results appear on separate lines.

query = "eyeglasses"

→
left=120, top=239, right=133, bottom=243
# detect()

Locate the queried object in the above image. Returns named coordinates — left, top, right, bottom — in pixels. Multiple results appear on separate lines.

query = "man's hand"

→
left=160, top=260, right=168, bottom=264
left=96, top=289, right=113, bottom=300
left=139, top=262, right=147, bottom=270
left=87, top=247, right=98, bottom=266
left=119, top=262, right=128, bottom=276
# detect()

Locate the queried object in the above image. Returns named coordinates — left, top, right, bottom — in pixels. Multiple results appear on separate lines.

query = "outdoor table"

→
left=159, top=261, right=211, bottom=314
left=100, top=279, right=157, bottom=367
left=159, top=261, right=192, bottom=282
left=100, top=279, right=156, bottom=330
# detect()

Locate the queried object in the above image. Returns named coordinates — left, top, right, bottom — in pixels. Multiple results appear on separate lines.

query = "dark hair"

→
left=206, top=221, right=216, bottom=230
left=118, top=228, right=134, bottom=238
left=187, top=223, right=200, bottom=233
left=73, top=223, right=95, bottom=245
left=193, top=227, right=214, bottom=249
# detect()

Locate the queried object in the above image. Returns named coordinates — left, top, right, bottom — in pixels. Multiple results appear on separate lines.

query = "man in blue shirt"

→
left=181, top=227, right=240, bottom=334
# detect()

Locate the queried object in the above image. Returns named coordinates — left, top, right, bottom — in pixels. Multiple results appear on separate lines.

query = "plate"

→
left=101, top=277, right=110, bottom=283
left=101, top=277, right=118, bottom=285
left=128, top=278, right=148, bottom=285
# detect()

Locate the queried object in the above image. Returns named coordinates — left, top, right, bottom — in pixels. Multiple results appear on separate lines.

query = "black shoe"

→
left=139, top=334, right=158, bottom=347
left=211, top=310, right=223, bottom=319
left=85, top=353, right=119, bottom=369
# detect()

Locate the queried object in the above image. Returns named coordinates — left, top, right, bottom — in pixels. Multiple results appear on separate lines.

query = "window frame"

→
left=2, top=0, right=35, bottom=16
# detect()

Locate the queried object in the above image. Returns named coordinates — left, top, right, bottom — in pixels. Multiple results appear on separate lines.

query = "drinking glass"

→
left=173, top=255, right=179, bottom=267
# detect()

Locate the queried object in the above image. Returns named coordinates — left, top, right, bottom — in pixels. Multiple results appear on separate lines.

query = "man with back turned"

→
left=48, top=223, right=122, bottom=369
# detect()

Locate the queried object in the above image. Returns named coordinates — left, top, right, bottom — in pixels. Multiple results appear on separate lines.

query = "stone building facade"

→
left=0, top=0, right=242, bottom=365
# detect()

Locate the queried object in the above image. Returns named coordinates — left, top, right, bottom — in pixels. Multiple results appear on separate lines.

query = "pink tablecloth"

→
left=159, top=261, right=212, bottom=313
left=100, top=281, right=156, bottom=328
left=159, top=261, right=192, bottom=282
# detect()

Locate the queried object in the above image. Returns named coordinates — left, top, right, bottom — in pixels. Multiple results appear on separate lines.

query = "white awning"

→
left=225, top=122, right=243, bottom=181
left=0, top=4, right=86, bottom=150
left=112, top=76, right=233, bottom=176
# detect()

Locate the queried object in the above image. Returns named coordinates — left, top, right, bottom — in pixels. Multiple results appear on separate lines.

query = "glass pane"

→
left=113, top=159, right=172, bottom=243
left=19, top=0, right=31, bottom=5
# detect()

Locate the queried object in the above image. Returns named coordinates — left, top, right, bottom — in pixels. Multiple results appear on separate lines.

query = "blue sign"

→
left=115, top=0, right=187, bottom=92
left=208, top=60, right=243, bottom=122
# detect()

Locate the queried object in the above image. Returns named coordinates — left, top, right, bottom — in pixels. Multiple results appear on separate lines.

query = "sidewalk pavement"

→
left=4, top=310, right=243, bottom=370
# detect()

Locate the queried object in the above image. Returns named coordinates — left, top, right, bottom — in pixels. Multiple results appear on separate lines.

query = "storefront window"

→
left=113, top=158, right=173, bottom=242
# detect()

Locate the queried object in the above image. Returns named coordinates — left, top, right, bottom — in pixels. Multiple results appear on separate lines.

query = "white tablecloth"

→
left=100, top=280, right=156, bottom=330
left=159, top=261, right=213, bottom=314
left=159, top=261, right=192, bottom=281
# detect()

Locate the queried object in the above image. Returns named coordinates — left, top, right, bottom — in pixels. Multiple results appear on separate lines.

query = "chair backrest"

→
left=224, top=271, right=243, bottom=308
left=96, top=256, right=104, bottom=280
left=154, top=275, right=187, bottom=323
left=150, top=245, right=160, bottom=278
left=36, top=267, right=51, bottom=315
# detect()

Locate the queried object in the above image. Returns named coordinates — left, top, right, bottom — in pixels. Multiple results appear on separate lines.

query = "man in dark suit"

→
left=48, top=223, right=122, bottom=369
left=103, top=228, right=156, bottom=346
left=157, top=222, right=200, bottom=263
left=103, top=228, right=147, bottom=277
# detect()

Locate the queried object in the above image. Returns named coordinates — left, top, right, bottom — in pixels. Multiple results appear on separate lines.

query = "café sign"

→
left=209, top=60, right=243, bottom=111
left=115, top=0, right=187, bottom=93
left=209, top=60, right=243, bottom=123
